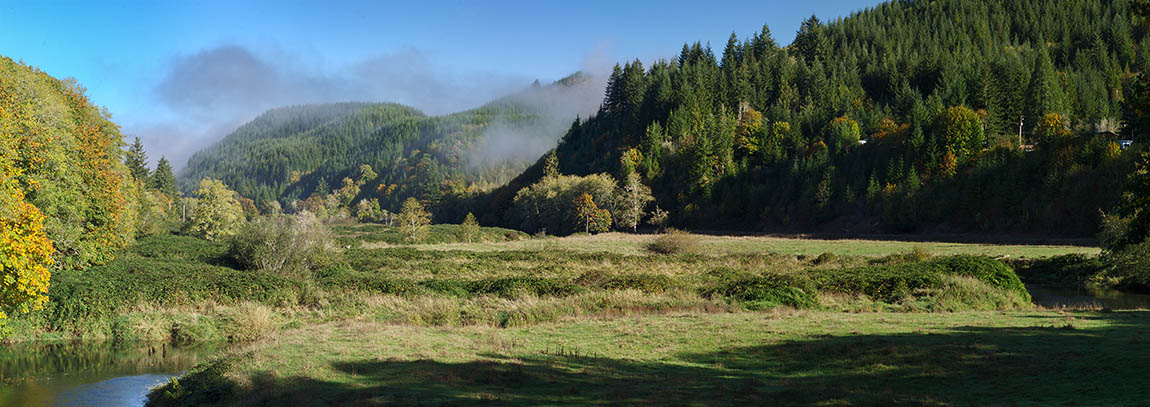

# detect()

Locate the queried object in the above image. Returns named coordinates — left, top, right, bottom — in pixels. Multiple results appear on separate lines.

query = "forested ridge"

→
left=179, top=73, right=595, bottom=212
left=479, top=0, right=1146, bottom=235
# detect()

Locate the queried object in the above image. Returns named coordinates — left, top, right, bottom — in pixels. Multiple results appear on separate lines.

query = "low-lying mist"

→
left=127, top=44, right=608, bottom=173
left=468, top=72, right=607, bottom=167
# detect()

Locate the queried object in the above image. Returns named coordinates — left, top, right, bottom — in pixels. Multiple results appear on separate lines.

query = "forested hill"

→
left=179, top=72, right=600, bottom=211
left=483, top=0, right=1144, bottom=236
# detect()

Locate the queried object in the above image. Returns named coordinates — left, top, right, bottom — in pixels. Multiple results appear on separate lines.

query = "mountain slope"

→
left=483, top=0, right=1141, bottom=236
left=179, top=73, right=601, bottom=211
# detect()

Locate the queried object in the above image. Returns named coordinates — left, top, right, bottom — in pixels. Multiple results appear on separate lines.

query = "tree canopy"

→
left=481, top=0, right=1142, bottom=236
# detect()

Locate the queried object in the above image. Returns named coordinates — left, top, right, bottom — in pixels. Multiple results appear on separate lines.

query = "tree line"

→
left=478, top=0, right=1143, bottom=236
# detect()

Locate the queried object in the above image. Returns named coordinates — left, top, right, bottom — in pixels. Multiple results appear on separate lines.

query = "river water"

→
left=0, top=342, right=223, bottom=407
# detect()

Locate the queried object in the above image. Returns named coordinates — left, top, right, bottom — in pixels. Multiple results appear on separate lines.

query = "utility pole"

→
left=1018, top=116, right=1024, bottom=150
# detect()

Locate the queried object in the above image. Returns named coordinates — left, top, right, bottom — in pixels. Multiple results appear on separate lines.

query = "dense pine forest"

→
left=469, top=0, right=1147, bottom=235
left=179, top=73, right=598, bottom=213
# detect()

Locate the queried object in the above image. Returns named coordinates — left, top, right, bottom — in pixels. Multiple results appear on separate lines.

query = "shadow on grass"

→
left=149, top=312, right=1150, bottom=407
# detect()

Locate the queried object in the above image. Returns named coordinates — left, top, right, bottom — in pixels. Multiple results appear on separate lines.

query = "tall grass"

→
left=12, top=232, right=1036, bottom=343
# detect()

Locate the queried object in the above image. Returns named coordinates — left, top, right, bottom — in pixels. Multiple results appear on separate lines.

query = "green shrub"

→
left=314, top=265, right=419, bottom=295
left=812, top=256, right=1030, bottom=304
left=925, top=275, right=1031, bottom=311
left=1010, top=254, right=1106, bottom=287
left=229, top=213, right=339, bottom=275
left=574, top=270, right=675, bottom=292
left=130, top=235, right=231, bottom=265
left=702, top=272, right=820, bottom=310
left=931, top=256, right=1029, bottom=298
left=1104, top=241, right=1150, bottom=291
left=812, top=252, right=838, bottom=265
left=646, top=229, right=701, bottom=255
left=421, top=277, right=583, bottom=298
left=39, top=257, right=308, bottom=333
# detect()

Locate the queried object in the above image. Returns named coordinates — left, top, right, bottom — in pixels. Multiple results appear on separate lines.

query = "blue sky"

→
left=0, top=0, right=881, bottom=169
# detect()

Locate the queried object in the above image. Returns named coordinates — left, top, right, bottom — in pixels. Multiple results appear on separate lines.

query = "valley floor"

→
left=6, top=223, right=1134, bottom=406
left=150, top=309, right=1150, bottom=406
left=341, top=226, right=1099, bottom=258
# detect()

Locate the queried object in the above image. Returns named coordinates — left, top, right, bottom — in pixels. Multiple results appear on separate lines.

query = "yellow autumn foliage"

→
left=0, top=140, right=54, bottom=322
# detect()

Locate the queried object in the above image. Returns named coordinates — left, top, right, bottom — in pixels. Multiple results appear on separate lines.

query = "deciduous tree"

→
left=187, top=178, right=244, bottom=241
left=0, top=158, right=53, bottom=338
left=397, top=197, right=431, bottom=242
left=614, top=173, right=654, bottom=232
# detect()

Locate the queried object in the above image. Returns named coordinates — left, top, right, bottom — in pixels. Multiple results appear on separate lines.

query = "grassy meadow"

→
left=374, top=229, right=1099, bottom=258
left=9, top=225, right=1073, bottom=343
left=148, top=310, right=1150, bottom=406
left=4, top=222, right=1133, bottom=406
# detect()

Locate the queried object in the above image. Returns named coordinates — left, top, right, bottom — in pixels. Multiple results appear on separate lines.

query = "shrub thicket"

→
left=702, top=269, right=820, bottom=310
left=228, top=213, right=339, bottom=275
left=40, top=256, right=309, bottom=334
left=575, top=270, right=675, bottom=293
left=646, top=229, right=701, bottom=255
left=1103, top=241, right=1150, bottom=291
left=812, top=256, right=1030, bottom=305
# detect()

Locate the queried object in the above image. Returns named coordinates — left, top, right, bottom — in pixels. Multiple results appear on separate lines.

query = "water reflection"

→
left=1028, top=284, right=1150, bottom=310
left=0, top=342, right=223, bottom=407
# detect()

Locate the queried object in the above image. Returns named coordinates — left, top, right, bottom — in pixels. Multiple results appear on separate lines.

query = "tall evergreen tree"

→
left=313, top=177, right=330, bottom=197
left=1027, top=46, right=1070, bottom=123
left=150, top=156, right=179, bottom=198
left=793, top=15, right=829, bottom=63
left=125, top=137, right=149, bottom=181
left=543, top=150, right=559, bottom=178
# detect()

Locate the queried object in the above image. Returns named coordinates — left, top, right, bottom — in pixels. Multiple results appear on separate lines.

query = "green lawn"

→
left=150, top=310, right=1150, bottom=406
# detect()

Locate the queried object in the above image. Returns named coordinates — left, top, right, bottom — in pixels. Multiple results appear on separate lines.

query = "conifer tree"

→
left=125, top=137, right=150, bottom=181
left=1027, top=46, right=1070, bottom=122
left=314, top=177, right=330, bottom=197
left=544, top=150, right=559, bottom=178
left=150, top=156, right=179, bottom=198
left=459, top=212, right=480, bottom=243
